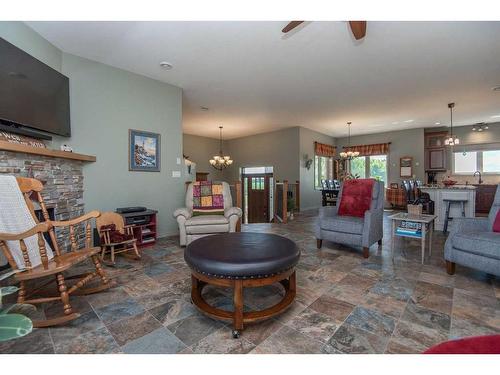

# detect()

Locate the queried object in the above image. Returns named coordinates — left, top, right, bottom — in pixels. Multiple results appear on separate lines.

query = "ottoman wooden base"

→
left=190, top=268, right=296, bottom=338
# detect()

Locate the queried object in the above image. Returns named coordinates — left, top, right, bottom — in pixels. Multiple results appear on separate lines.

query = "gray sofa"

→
left=174, top=181, right=242, bottom=246
left=315, top=180, right=384, bottom=258
left=444, top=184, right=500, bottom=276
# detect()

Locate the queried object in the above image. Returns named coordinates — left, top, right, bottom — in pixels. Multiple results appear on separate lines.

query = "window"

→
left=369, top=155, right=388, bottom=184
left=483, top=150, right=500, bottom=173
left=453, top=152, right=477, bottom=174
left=453, top=148, right=500, bottom=175
left=349, top=155, right=388, bottom=186
left=251, top=177, right=265, bottom=190
left=350, top=157, right=366, bottom=178
left=314, top=155, right=333, bottom=189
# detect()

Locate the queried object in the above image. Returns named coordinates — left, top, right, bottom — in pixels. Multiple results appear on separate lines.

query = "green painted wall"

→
left=1, top=22, right=185, bottom=236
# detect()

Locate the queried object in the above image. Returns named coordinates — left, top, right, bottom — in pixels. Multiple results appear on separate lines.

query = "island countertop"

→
left=421, top=184, right=476, bottom=190
left=419, top=186, right=476, bottom=231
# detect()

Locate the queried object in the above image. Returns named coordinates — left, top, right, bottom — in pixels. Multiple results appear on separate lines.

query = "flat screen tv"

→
left=0, top=37, right=71, bottom=137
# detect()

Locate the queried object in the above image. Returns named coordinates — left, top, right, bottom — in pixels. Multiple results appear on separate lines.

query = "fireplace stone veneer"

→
left=0, top=149, right=87, bottom=251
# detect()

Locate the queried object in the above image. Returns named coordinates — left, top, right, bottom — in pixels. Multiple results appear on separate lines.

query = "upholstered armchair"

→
left=444, top=184, right=500, bottom=276
left=174, top=181, right=242, bottom=246
left=315, top=180, right=384, bottom=258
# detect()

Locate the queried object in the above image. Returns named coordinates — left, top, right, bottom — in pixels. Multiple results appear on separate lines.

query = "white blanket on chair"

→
left=0, top=175, right=53, bottom=268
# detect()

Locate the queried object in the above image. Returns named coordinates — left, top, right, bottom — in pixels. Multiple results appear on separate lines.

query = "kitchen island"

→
left=419, top=185, right=476, bottom=232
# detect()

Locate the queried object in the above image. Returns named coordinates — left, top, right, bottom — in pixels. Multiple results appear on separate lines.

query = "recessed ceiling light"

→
left=403, top=119, right=414, bottom=123
left=492, top=85, right=500, bottom=91
left=491, top=115, right=500, bottom=118
left=200, top=106, right=209, bottom=111
left=435, top=122, right=441, bottom=125
left=159, top=61, right=173, bottom=70
left=391, top=121, right=399, bottom=125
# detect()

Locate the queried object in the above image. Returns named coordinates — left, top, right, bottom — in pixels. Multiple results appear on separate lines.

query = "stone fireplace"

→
left=0, top=148, right=91, bottom=252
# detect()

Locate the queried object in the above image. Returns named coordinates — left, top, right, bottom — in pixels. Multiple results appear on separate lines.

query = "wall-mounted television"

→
left=0, top=37, right=71, bottom=138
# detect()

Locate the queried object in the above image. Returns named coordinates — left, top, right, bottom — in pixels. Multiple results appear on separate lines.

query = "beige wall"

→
left=224, top=127, right=301, bottom=183
left=183, top=134, right=224, bottom=181
left=183, top=126, right=336, bottom=211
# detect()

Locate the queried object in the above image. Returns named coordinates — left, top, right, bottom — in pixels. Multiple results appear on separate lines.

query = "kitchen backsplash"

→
left=435, top=171, right=500, bottom=185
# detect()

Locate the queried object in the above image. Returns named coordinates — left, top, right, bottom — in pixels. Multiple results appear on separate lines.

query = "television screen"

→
left=0, top=37, right=71, bottom=137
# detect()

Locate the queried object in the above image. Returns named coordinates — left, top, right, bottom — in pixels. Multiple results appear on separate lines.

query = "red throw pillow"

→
left=493, top=210, right=500, bottom=233
left=424, top=334, right=500, bottom=354
left=338, top=179, right=376, bottom=218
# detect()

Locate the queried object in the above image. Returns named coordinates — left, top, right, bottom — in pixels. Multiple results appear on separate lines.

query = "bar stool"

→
left=442, top=199, right=467, bottom=233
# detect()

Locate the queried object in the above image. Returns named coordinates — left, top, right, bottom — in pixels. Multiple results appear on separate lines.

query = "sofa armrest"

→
left=362, top=209, right=384, bottom=247
left=173, top=208, right=192, bottom=220
left=224, top=206, right=242, bottom=218
left=449, top=217, right=489, bottom=235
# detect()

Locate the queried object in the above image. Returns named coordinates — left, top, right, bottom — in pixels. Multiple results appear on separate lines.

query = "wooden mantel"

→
left=0, top=140, right=96, bottom=162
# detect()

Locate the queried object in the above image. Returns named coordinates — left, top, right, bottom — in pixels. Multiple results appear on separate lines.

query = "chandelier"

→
left=209, top=126, right=233, bottom=170
left=444, top=102, right=460, bottom=146
left=339, top=122, right=360, bottom=160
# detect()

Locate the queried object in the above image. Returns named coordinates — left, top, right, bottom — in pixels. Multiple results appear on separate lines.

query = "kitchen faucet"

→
left=473, top=171, right=483, bottom=184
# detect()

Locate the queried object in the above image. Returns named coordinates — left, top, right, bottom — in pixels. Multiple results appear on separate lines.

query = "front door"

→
left=246, top=174, right=270, bottom=223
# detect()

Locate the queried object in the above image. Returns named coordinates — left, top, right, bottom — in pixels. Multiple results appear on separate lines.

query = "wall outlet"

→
left=172, top=171, right=181, bottom=178
left=176, top=157, right=181, bottom=165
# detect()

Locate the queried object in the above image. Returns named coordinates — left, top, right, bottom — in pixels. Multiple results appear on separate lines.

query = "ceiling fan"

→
left=282, top=21, right=367, bottom=40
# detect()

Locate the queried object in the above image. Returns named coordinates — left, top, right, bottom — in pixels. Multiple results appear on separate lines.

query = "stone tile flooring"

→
left=1, top=210, right=499, bottom=354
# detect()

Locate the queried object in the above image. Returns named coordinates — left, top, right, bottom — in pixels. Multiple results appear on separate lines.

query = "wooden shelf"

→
left=0, top=140, right=96, bottom=162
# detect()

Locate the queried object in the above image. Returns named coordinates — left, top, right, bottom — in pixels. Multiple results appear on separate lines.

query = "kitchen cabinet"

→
left=474, top=184, right=497, bottom=214
left=425, top=148, right=446, bottom=171
left=425, top=131, right=448, bottom=171
left=425, top=131, right=448, bottom=148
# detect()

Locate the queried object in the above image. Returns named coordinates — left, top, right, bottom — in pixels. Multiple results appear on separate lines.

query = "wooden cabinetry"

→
left=120, top=209, right=158, bottom=247
left=474, top=184, right=497, bottom=214
left=425, top=131, right=448, bottom=171
left=196, top=172, right=209, bottom=181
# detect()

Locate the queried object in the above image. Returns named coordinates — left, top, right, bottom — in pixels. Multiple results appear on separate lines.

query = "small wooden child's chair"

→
left=96, top=212, right=141, bottom=264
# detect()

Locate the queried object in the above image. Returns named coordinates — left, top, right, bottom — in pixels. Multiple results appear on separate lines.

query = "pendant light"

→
left=444, top=102, right=460, bottom=146
left=339, top=122, right=360, bottom=159
left=209, top=126, right=233, bottom=170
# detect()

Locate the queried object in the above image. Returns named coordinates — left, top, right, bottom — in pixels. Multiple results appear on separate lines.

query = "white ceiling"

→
left=26, top=21, right=500, bottom=139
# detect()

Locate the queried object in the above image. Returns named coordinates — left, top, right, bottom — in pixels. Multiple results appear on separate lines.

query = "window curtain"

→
left=314, top=142, right=336, bottom=157
left=342, top=142, right=390, bottom=156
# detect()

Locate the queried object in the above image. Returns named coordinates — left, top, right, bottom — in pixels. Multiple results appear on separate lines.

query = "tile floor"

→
left=1, top=210, right=499, bottom=354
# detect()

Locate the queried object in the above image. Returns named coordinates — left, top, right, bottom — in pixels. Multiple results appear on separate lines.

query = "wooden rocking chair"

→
left=96, top=212, right=141, bottom=264
left=0, top=177, right=114, bottom=327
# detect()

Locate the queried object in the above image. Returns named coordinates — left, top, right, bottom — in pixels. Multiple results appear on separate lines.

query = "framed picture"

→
left=129, top=129, right=161, bottom=172
left=390, top=182, right=399, bottom=189
left=400, top=156, right=413, bottom=177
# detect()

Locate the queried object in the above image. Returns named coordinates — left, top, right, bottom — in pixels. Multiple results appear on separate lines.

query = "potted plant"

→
left=287, top=197, right=296, bottom=220
left=0, top=269, right=33, bottom=342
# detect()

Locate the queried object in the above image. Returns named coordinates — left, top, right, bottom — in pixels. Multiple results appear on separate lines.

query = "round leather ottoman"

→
left=185, top=232, right=300, bottom=338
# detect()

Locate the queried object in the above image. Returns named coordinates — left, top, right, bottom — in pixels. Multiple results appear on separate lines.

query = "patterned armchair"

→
left=315, top=180, right=384, bottom=258
left=173, top=181, right=242, bottom=246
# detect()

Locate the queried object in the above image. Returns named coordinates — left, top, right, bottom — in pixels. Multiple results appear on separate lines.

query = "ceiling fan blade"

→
left=282, top=21, right=305, bottom=33
left=349, top=21, right=367, bottom=40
